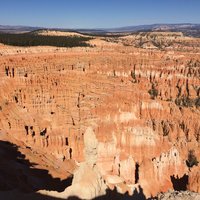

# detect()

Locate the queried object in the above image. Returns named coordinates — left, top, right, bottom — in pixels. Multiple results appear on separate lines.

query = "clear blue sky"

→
left=0, top=0, right=199, bottom=28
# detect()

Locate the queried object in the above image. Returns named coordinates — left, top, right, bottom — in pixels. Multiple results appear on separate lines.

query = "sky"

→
left=0, top=0, right=199, bottom=29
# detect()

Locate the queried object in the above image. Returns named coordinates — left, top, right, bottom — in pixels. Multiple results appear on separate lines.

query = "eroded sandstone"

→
left=0, top=32, right=199, bottom=199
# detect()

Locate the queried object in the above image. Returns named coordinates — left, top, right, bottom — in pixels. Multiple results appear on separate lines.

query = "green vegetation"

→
left=186, top=150, right=199, bottom=168
left=0, top=33, right=92, bottom=47
left=148, top=84, right=158, bottom=99
left=131, top=70, right=137, bottom=83
left=161, top=121, right=170, bottom=136
left=175, top=97, right=200, bottom=108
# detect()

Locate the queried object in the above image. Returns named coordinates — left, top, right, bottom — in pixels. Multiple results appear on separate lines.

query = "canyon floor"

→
left=0, top=31, right=200, bottom=199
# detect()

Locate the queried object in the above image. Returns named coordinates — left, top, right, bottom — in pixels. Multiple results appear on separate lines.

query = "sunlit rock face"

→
left=0, top=32, right=200, bottom=198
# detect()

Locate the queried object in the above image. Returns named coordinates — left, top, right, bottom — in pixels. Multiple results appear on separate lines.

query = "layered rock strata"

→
left=0, top=33, right=199, bottom=198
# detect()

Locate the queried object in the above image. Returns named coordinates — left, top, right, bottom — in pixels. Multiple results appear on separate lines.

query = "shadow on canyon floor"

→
left=0, top=190, right=67, bottom=200
left=66, top=186, right=156, bottom=200
left=0, top=140, right=72, bottom=198
left=0, top=140, right=158, bottom=200
left=93, top=186, right=147, bottom=200
left=170, top=174, right=188, bottom=191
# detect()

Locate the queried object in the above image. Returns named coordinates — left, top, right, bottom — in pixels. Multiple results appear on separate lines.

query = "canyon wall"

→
left=0, top=34, right=200, bottom=198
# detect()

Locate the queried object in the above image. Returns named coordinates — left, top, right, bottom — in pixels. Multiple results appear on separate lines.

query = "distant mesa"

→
left=0, top=23, right=200, bottom=37
left=32, top=29, right=88, bottom=37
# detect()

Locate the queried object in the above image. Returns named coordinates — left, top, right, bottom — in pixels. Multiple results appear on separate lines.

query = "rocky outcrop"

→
left=64, top=127, right=106, bottom=199
left=39, top=127, right=106, bottom=199
left=158, top=190, right=200, bottom=200
left=117, top=32, right=200, bottom=51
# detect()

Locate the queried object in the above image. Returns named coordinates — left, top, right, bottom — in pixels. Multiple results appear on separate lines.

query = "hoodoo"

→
left=0, top=30, right=200, bottom=199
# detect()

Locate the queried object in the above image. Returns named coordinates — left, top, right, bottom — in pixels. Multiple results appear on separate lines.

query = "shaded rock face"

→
left=0, top=33, right=200, bottom=198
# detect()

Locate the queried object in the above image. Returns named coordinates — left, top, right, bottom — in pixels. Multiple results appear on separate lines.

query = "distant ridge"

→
left=0, top=23, right=200, bottom=37
left=0, top=25, right=43, bottom=33
left=104, top=23, right=198, bottom=31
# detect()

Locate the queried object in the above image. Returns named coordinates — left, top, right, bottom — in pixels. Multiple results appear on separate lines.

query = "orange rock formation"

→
left=0, top=33, right=199, bottom=198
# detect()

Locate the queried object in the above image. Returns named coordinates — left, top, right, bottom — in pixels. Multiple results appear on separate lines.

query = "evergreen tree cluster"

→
left=0, top=33, right=91, bottom=47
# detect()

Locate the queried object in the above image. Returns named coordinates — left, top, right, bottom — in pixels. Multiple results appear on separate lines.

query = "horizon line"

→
left=0, top=22, right=199, bottom=30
